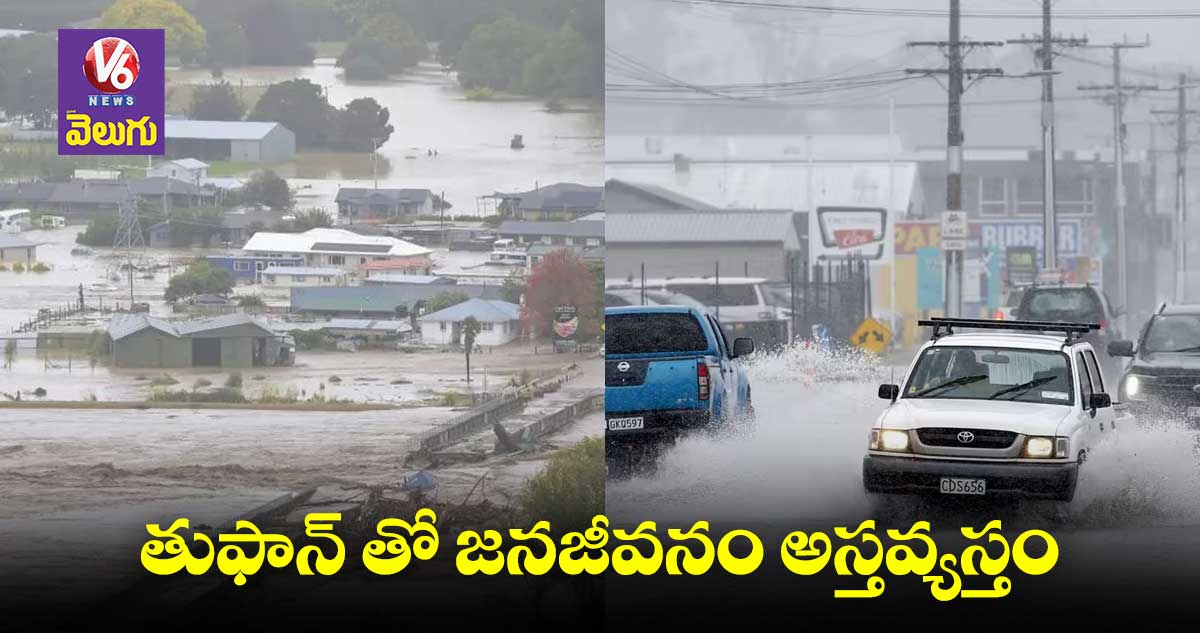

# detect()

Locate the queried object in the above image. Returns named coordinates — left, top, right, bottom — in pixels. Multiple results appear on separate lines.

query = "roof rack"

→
left=918, top=317, right=1100, bottom=342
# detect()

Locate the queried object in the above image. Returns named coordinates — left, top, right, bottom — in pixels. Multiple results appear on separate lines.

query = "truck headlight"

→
left=1023, top=436, right=1069, bottom=459
left=1023, top=436, right=1054, bottom=458
left=1123, top=375, right=1147, bottom=401
left=874, top=429, right=910, bottom=452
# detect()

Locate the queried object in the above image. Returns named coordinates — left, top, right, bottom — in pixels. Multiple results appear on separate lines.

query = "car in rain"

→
left=603, top=288, right=709, bottom=311
left=1108, top=303, right=1200, bottom=424
left=864, top=317, right=1121, bottom=504
left=1014, top=283, right=1123, bottom=377
left=605, top=305, right=755, bottom=472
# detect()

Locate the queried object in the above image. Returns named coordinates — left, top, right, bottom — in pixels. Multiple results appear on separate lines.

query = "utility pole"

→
left=1007, top=1, right=1087, bottom=272
left=1079, top=37, right=1153, bottom=319
left=906, top=0, right=1004, bottom=317
left=1151, top=74, right=1200, bottom=302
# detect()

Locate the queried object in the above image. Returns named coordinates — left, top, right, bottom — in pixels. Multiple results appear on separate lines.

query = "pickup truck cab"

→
left=863, top=318, right=1121, bottom=502
left=605, top=306, right=755, bottom=446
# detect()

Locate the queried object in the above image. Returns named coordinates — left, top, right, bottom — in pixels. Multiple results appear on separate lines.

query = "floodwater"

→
left=0, top=226, right=180, bottom=333
left=169, top=60, right=604, bottom=215
left=605, top=344, right=1200, bottom=529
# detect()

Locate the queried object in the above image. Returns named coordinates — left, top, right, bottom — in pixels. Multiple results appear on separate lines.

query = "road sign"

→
left=850, top=317, right=893, bottom=354
left=941, top=211, right=967, bottom=251
left=941, top=211, right=968, bottom=238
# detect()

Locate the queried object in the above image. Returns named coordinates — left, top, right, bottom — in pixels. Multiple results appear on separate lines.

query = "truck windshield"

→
left=666, top=283, right=760, bottom=306
left=1142, top=315, right=1200, bottom=353
left=1022, top=288, right=1103, bottom=322
left=903, top=346, right=1074, bottom=405
left=606, top=313, right=708, bottom=355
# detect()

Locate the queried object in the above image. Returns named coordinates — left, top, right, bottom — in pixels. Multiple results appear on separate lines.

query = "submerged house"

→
left=108, top=313, right=293, bottom=369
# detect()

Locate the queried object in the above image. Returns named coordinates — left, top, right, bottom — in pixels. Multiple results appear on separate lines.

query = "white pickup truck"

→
left=863, top=317, right=1124, bottom=502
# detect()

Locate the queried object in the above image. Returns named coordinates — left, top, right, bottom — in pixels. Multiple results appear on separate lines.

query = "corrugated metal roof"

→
left=335, top=187, right=434, bottom=204
left=0, top=234, right=39, bottom=249
left=167, top=158, right=209, bottom=170
left=605, top=179, right=718, bottom=211
left=363, top=274, right=455, bottom=285
left=324, top=319, right=413, bottom=332
left=107, top=313, right=178, bottom=341
left=497, top=220, right=604, bottom=239
left=260, top=267, right=344, bottom=277
left=606, top=211, right=800, bottom=248
left=166, top=119, right=286, bottom=141
left=175, top=313, right=274, bottom=335
left=292, top=285, right=503, bottom=313
left=420, top=298, right=520, bottom=323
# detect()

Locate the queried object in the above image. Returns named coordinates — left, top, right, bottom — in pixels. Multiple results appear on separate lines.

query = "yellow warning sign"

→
left=851, top=318, right=893, bottom=354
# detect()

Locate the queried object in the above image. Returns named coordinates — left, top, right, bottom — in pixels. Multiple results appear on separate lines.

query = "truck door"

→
left=707, top=314, right=737, bottom=418
left=1083, top=348, right=1117, bottom=433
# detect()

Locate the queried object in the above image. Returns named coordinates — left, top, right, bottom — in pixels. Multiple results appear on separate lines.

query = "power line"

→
left=653, top=0, right=1200, bottom=20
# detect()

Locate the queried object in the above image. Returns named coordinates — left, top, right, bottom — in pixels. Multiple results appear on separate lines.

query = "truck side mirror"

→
left=732, top=337, right=755, bottom=358
left=1089, top=392, right=1112, bottom=410
left=1107, top=340, right=1134, bottom=357
left=878, top=383, right=899, bottom=402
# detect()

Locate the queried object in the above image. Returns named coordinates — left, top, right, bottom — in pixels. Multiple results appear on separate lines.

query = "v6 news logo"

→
left=83, top=37, right=140, bottom=94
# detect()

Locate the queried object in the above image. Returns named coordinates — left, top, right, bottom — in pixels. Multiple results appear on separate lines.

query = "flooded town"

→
left=0, top=1, right=603, bottom=624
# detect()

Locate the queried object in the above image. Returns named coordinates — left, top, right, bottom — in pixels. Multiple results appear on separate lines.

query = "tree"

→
left=335, top=98, right=394, bottom=151
left=0, top=33, right=57, bottom=128
left=164, top=260, right=234, bottom=301
left=425, top=291, right=470, bottom=315
left=188, top=81, right=243, bottom=120
left=281, top=209, right=334, bottom=232
left=456, top=17, right=550, bottom=94
left=76, top=217, right=121, bottom=247
left=247, top=79, right=336, bottom=148
left=462, top=316, right=481, bottom=386
left=521, top=250, right=596, bottom=339
left=241, top=170, right=293, bottom=210
left=338, top=13, right=425, bottom=80
left=501, top=269, right=525, bottom=305
left=101, top=0, right=207, bottom=63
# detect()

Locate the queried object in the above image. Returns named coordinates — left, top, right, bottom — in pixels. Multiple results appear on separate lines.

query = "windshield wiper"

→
left=987, top=375, right=1055, bottom=401
left=911, top=374, right=988, bottom=397
left=1159, top=345, right=1200, bottom=353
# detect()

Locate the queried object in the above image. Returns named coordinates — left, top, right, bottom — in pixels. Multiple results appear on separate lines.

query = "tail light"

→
left=697, top=361, right=710, bottom=400
left=1098, top=319, right=1106, bottom=329
left=994, top=310, right=1005, bottom=320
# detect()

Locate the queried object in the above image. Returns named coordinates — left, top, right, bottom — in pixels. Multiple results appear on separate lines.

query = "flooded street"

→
left=169, top=60, right=603, bottom=214
left=606, top=345, right=1200, bottom=530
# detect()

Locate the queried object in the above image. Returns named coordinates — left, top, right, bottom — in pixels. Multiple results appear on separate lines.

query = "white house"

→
left=419, top=298, right=522, bottom=347
left=242, top=228, right=433, bottom=278
left=259, top=266, right=346, bottom=288
left=149, top=158, right=210, bottom=186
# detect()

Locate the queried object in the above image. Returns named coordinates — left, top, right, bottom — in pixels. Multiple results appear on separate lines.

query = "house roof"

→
left=128, top=177, right=213, bottom=197
left=261, top=267, right=344, bottom=277
left=108, top=312, right=275, bottom=341
left=335, top=188, right=435, bottom=205
left=166, top=119, right=288, bottom=141
left=107, top=314, right=178, bottom=341
left=605, top=179, right=718, bottom=211
left=606, top=211, right=802, bottom=249
left=420, top=298, right=521, bottom=323
left=0, top=182, right=56, bottom=204
left=497, top=182, right=603, bottom=212
left=47, top=181, right=134, bottom=205
left=166, top=158, right=210, bottom=170
left=363, top=274, right=455, bottom=285
left=242, top=228, right=432, bottom=258
left=324, top=319, right=413, bottom=333
left=497, top=220, right=604, bottom=239
left=0, top=234, right=39, bottom=249
left=291, top=285, right=503, bottom=313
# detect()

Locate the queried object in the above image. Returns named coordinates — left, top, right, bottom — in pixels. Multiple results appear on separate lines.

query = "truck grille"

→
left=916, top=428, right=1017, bottom=449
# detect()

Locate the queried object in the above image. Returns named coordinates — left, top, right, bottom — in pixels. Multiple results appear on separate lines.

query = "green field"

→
left=165, top=82, right=269, bottom=117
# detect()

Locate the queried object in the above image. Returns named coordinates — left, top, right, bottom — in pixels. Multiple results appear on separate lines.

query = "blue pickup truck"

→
left=605, top=306, right=755, bottom=468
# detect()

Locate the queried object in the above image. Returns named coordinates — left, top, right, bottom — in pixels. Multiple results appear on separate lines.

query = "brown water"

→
left=169, top=60, right=604, bottom=215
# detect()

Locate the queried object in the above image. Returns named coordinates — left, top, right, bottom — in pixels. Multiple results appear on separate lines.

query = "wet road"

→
left=606, top=344, right=1200, bottom=528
